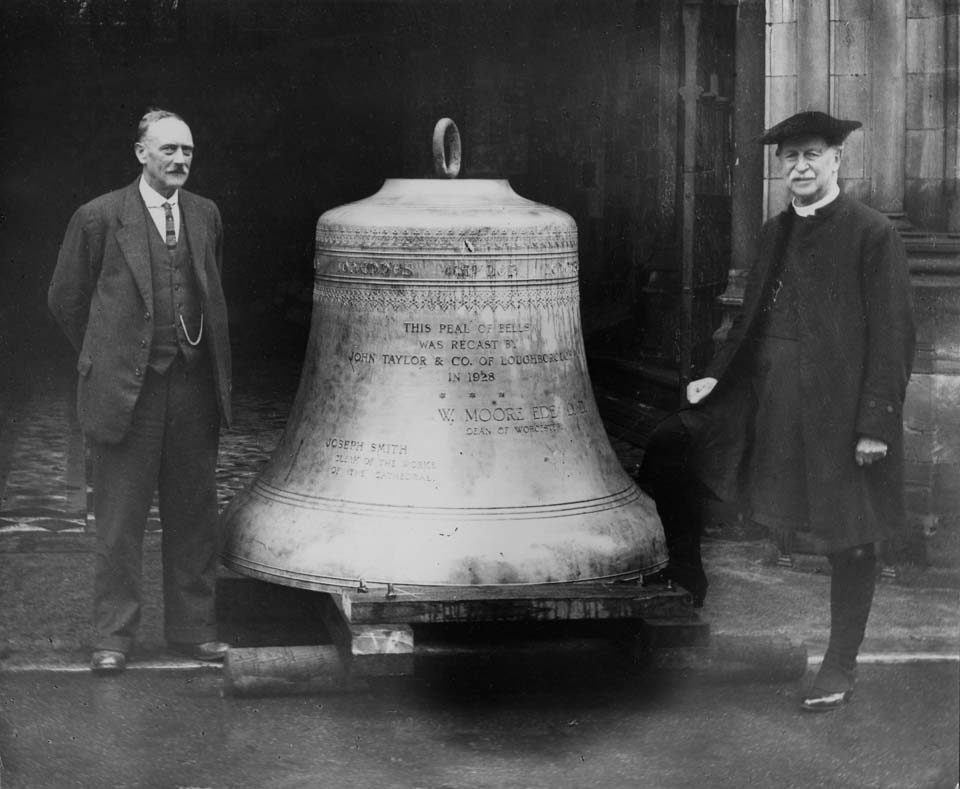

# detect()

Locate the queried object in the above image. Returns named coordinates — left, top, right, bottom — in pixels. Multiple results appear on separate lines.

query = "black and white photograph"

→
left=1, top=1, right=958, bottom=787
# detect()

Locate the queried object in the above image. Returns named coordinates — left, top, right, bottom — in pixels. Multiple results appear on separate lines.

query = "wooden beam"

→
left=217, top=575, right=699, bottom=628
left=223, top=645, right=361, bottom=697
left=343, top=582, right=696, bottom=625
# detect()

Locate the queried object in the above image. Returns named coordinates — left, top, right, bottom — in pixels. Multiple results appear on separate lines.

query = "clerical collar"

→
left=792, top=183, right=839, bottom=217
left=139, top=176, right=179, bottom=208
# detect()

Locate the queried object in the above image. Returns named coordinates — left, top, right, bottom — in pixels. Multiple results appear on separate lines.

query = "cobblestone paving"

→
left=0, top=385, right=87, bottom=532
left=0, top=360, right=299, bottom=535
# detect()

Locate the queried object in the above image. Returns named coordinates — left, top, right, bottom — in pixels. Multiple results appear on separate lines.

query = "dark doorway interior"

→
left=1, top=1, right=736, bottom=376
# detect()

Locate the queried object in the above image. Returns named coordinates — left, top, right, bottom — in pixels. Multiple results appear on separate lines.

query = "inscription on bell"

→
left=332, top=310, right=583, bottom=451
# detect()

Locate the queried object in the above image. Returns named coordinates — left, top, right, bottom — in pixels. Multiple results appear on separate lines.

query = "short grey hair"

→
left=136, top=109, right=186, bottom=143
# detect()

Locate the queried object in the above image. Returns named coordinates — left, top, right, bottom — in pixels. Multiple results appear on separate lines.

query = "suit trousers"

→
left=90, top=354, right=221, bottom=652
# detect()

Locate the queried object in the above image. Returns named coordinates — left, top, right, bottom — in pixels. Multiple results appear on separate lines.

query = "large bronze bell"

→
left=221, top=120, right=666, bottom=591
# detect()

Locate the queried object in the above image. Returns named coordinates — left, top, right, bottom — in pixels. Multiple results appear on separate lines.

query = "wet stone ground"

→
left=1, top=662, right=958, bottom=789
left=0, top=357, right=298, bottom=534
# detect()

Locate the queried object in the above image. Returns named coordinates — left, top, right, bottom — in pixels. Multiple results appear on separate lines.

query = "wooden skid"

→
left=335, top=581, right=699, bottom=625
left=218, top=574, right=711, bottom=694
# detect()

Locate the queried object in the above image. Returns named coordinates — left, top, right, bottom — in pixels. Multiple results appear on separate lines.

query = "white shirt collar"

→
left=138, top=176, right=179, bottom=208
left=792, top=183, right=839, bottom=217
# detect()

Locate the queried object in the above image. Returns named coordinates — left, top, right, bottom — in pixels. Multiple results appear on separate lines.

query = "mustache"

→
left=167, top=166, right=188, bottom=174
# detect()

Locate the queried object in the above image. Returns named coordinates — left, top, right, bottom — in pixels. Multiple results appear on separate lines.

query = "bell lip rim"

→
left=220, top=555, right=670, bottom=593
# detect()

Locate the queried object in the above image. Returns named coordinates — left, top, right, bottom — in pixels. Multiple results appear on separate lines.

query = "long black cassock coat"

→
left=684, top=193, right=916, bottom=554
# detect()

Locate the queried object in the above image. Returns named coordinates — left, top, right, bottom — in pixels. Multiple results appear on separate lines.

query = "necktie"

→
left=162, top=202, right=177, bottom=249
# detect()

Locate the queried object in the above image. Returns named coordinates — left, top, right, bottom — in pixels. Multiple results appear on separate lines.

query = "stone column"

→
left=679, top=0, right=703, bottom=386
left=943, top=0, right=958, bottom=231
left=871, top=0, right=908, bottom=215
left=715, top=0, right=765, bottom=346
left=796, top=1, right=830, bottom=110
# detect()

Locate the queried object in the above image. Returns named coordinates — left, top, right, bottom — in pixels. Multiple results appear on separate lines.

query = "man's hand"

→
left=855, top=436, right=888, bottom=466
left=686, top=377, right=718, bottom=405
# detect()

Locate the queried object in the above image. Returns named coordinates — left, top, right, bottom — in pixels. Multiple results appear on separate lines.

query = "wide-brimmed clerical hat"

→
left=754, top=111, right=862, bottom=146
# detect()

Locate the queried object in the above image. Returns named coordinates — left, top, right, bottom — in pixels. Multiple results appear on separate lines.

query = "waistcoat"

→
left=145, top=204, right=205, bottom=373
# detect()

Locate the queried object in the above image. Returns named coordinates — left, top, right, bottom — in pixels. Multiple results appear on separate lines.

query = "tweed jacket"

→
left=49, top=179, right=232, bottom=443
left=688, top=194, right=915, bottom=551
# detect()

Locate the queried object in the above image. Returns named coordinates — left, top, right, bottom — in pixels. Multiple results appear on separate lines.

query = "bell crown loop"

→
left=432, top=118, right=461, bottom=179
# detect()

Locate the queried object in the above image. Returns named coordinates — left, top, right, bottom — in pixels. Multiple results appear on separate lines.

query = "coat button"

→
left=886, top=405, right=894, bottom=413
left=134, top=367, right=142, bottom=377
left=140, top=339, right=147, bottom=348
left=144, top=312, right=151, bottom=321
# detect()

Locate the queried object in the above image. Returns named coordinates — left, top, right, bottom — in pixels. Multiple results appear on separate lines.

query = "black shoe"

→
left=169, top=640, right=229, bottom=661
left=800, top=688, right=853, bottom=712
left=90, top=650, right=126, bottom=674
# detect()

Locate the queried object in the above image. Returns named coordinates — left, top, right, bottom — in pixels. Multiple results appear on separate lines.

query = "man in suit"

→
left=639, top=111, right=915, bottom=711
left=49, top=109, right=232, bottom=673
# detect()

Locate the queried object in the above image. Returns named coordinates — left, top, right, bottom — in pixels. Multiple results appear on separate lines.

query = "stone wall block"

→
left=836, top=74, right=872, bottom=121
left=765, top=75, right=797, bottom=129
left=906, top=72, right=948, bottom=129
left=933, top=461, right=960, bottom=515
left=905, top=459, right=936, bottom=487
left=765, top=178, right=790, bottom=215
left=932, top=374, right=960, bottom=464
left=841, top=129, right=866, bottom=179
left=839, top=178, right=871, bottom=202
left=833, top=19, right=870, bottom=75
left=904, top=461, right=935, bottom=506
left=928, top=464, right=960, bottom=570
left=904, top=372, right=936, bottom=431
left=931, top=287, right=960, bottom=362
left=907, top=16, right=947, bottom=74
left=768, top=22, right=797, bottom=76
left=765, top=143, right=779, bottom=176
left=767, top=0, right=796, bottom=25
left=907, top=0, right=948, bottom=19
left=904, top=427, right=935, bottom=462
left=906, top=129, right=947, bottom=178
left=905, top=179, right=950, bottom=228
left=837, top=0, right=876, bottom=20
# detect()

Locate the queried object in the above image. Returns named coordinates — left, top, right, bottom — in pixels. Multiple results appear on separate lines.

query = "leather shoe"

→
left=169, top=640, right=229, bottom=661
left=90, top=650, right=126, bottom=674
left=800, top=688, right=853, bottom=712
